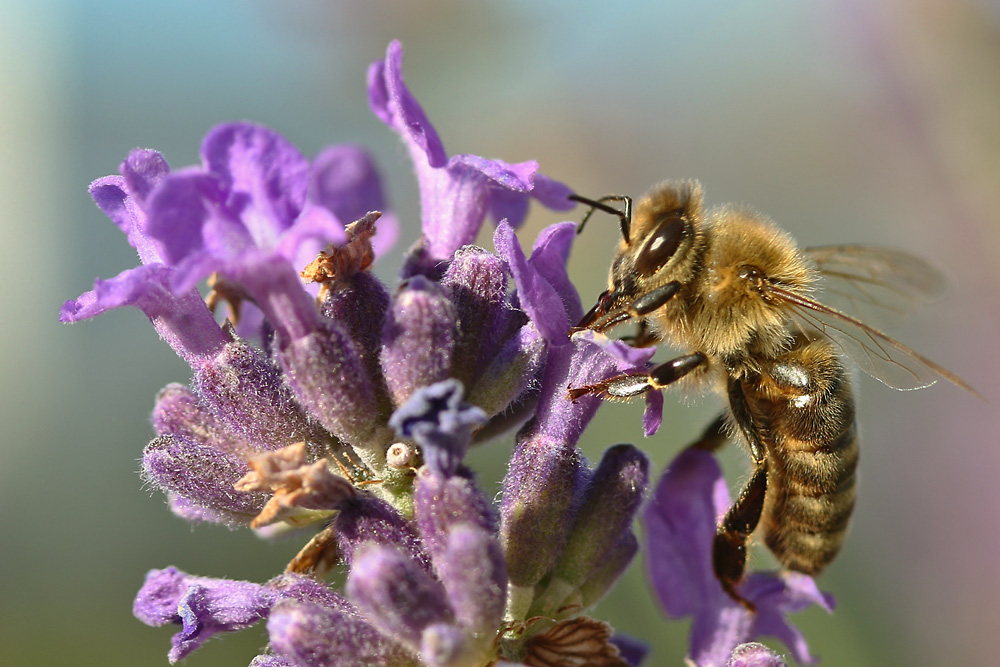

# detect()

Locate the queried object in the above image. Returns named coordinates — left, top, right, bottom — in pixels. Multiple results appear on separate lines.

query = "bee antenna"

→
left=568, top=193, right=633, bottom=244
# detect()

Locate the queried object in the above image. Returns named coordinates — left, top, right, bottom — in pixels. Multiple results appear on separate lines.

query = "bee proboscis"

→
left=569, top=180, right=977, bottom=609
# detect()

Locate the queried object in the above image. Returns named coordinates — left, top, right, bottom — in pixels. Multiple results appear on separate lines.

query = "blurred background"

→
left=3, top=1, right=999, bottom=665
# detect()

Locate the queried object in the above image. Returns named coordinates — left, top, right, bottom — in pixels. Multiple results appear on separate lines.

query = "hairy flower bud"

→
left=381, top=276, right=458, bottom=406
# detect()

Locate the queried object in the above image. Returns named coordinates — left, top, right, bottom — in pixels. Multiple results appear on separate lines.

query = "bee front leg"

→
left=575, top=281, right=681, bottom=333
left=620, top=319, right=658, bottom=348
left=567, top=352, right=707, bottom=401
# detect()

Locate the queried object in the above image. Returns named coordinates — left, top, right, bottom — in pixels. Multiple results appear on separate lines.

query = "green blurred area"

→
left=3, top=1, right=999, bottom=665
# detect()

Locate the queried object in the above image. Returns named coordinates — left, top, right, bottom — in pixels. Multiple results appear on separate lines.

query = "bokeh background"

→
left=3, top=1, right=999, bottom=665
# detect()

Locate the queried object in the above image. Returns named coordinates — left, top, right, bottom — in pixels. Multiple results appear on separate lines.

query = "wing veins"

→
left=767, top=285, right=980, bottom=397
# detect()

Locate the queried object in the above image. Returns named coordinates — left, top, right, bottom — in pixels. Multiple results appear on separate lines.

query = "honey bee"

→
left=568, top=180, right=976, bottom=609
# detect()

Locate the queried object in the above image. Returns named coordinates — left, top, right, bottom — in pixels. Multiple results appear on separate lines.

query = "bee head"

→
left=611, top=180, right=704, bottom=291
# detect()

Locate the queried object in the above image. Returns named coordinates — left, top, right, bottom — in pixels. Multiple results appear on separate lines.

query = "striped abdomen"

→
left=748, top=337, right=859, bottom=574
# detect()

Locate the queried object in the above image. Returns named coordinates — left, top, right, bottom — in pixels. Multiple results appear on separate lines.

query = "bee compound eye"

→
left=634, top=214, right=687, bottom=277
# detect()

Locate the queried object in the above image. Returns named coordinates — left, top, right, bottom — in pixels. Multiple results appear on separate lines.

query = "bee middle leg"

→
left=567, top=351, right=707, bottom=401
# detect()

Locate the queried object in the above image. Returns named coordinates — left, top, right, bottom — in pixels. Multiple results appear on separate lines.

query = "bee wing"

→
left=767, top=285, right=978, bottom=395
left=804, top=245, right=946, bottom=330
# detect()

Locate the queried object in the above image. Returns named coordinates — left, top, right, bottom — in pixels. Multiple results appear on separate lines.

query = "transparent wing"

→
left=768, top=285, right=979, bottom=396
left=804, top=245, right=946, bottom=330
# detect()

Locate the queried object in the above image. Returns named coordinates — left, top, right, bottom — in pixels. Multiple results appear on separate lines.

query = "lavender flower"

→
left=64, top=39, right=833, bottom=667
left=644, top=448, right=835, bottom=666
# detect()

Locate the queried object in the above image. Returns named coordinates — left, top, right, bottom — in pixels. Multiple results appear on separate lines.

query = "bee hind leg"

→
left=567, top=352, right=706, bottom=401
left=713, top=464, right=767, bottom=612
left=681, top=413, right=766, bottom=611
left=707, top=377, right=771, bottom=611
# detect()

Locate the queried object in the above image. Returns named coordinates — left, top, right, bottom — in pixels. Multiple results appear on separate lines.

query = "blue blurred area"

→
left=3, top=1, right=998, bottom=665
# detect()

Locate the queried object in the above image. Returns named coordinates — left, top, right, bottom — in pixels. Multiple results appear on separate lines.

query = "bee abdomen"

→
left=763, top=418, right=859, bottom=575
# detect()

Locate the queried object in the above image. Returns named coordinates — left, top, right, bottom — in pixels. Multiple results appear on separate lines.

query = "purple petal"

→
left=368, top=42, right=572, bottom=265
left=134, top=567, right=275, bottom=662
left=274, top=203, right=348, bottom=272
left=201, top=122, right=310, bottom=237
left=487, top=188, right=529, bottom=232
left=88, top=175, right=132, bottom=231
left=610, top=633, right=650, bottom=667
left=644, top=449, right=834, bottom=665
left=60, top=264, right=173, bottom=322
left=145, top=168, right=231, bottom=270
left=367, top=40, right=447, bottom=167
left=570, top=330, right=664, bottom=436
left=144, top=126, right=347, bottom=297
left=495, top=221, right=570, bottom=343
left=448, top=154, right=534, bottom=193
left=643, top=389, right=664, bottom=436
left=448, top=154, right=567, bottom=230
left=89, top=151, right=168, bottom=265
left=743, top=573, right=835, bottom=665
left=121, top=147, right=171, bottom=205
left=310, top=144, right=398, bottom=258
left=59, top=263, right=228, bottom=365
left=527, top=221, right=583, bottom=325
left=530, top=333, right=656, bottom=451
left=417, top=159, right=493, bottom=263
left=389, top=379, right=486, bottom=476
left=689, top=605, right=755, bottom=667
left=644, top=448, right=727, bottom=618
left=572, top=329, right=658, bottom=369
left=226, top=251, right=321, bottom=343
left=530, top=173, right=576, bottom=212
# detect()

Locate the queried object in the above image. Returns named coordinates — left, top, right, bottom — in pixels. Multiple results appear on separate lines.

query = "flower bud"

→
left=195, top=338, right=318, bottom=451
left=440, top=247, right=516, bottom=388
left=381, top=276, right=458, bottom=406
left=276, top=320, right=385, bottom=448
left=553, top=444, right=648, bottom=586
left=346, top=544, right=453, bottom=652
left=142, top=436, right=267, bottom=525
left=268, top=599, right=412, bottom=667
left=151, top=383, right=251, bottom=456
